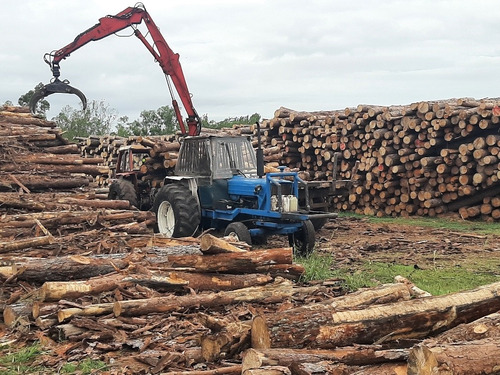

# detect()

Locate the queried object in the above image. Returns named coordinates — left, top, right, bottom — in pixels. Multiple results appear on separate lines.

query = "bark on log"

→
left=15, top=254, right=131, bottom=282
left=407, top=339, right=500, bottom=375
left=199, top=234, right=248, bottom=253
left=0, top=235, right=54, bottom=253
left=149, top=248, right=294, bottom=274
left=37, top=273, right=134, bottom=301
left=351, top=363, right=408, bottom=375
left=241, top=346, right=409, bottom=369
left=114, top=278, right=320, bottom=317
left=267, top=281, right=500, bottom=348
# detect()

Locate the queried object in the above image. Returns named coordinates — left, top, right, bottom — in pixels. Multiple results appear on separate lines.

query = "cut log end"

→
left=251, top=315, right=271, bottom=349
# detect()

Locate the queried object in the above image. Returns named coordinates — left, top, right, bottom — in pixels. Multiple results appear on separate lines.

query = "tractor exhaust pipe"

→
left=256, top=121, right=264, bottom=178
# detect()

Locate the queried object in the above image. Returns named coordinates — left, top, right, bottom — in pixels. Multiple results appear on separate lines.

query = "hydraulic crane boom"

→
left=30, top=3, right=201, bottom=136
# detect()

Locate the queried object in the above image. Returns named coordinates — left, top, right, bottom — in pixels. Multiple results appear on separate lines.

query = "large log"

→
left=0, top=235, right=54, bottom=253
left=0, top=174, right=91, bottom=190
left=264, top=283, right=411, bottom=348
left=14, top=254, right=131, bottom=282
left=148, top=247, right=294, bottom=274
left=127, top=271, right=273, bottom=292
left=114, top=278, right=320, bottom=317
left=37, top=272, right=134, bottom=301
left=241, top=346, right=408, bottom=369
left=266, top=281, right=500, bottom=348
left=407, top=338, right=500, bottom=375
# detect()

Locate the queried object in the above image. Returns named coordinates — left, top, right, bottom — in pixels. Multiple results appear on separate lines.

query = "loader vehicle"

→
left=30, top=3, right=352, bottom=255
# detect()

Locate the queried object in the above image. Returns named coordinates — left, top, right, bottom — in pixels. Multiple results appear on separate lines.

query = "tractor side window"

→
left=176, top=139, right=211, bottom=176
left=120, top=151, right=129, bottom=172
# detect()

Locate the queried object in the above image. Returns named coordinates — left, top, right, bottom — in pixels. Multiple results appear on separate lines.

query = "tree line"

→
left=6, top=84, right=260, bottom=141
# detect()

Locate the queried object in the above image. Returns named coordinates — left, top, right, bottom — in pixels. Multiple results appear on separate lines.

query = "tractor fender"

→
left=162, top=176, right=200, bottom=207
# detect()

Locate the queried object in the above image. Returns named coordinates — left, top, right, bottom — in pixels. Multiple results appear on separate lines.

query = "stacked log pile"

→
left=255, top=99, right=500, bottom=221
left=0, top=106, right=108, bottom=192
left=0, top=105, right=155, bottom=242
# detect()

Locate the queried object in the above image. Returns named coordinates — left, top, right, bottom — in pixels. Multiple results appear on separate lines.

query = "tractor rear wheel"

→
left=288, top=219, right=316, bottom=256
left=152, top=184, right=200, bottom=238
left=108, top=178, right=138, bottom=207
left=224, top=222, right=252, bottom=245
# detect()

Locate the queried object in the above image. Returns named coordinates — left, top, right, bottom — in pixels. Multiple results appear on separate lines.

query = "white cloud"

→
left=2, top=0, right=500, bottom=123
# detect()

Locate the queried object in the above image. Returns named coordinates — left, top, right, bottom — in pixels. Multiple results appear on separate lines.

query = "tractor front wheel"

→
left=288, top=219, right=316, bottom=256
left=152, top=184, right=200, bottom=238
left=224, top=222, right=252, bottom=245
left=108, top=178, right=138, bottom=208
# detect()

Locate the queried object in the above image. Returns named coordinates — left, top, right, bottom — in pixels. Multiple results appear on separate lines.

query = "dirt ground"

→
left=311, top=216, right=500, bottom=272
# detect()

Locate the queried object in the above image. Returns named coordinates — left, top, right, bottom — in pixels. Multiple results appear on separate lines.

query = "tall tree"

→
left=122, top=105, right=177, bottom=136
left=53, top=100, right=116, bottom=141
left=203, top=113, right=261, bottom=129
left=18, top=83, right=51, bottom=116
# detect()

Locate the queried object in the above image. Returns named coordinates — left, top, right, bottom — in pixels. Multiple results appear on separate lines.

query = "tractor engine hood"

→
left=227, top=175, right=265, bottom=199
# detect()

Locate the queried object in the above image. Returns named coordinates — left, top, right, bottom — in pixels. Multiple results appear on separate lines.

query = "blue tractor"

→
left=152, top=129, right=344, bottom=255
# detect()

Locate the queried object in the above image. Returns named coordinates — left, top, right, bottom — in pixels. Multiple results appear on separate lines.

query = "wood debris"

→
left=1, top=105, right=500, bottom=374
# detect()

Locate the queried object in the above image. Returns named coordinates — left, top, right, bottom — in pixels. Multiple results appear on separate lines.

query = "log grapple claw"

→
left=29, top=78, right=87, bottom=115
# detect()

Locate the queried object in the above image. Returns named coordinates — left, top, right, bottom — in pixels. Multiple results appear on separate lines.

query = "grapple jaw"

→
left=29, top=78, right=87, bottom=115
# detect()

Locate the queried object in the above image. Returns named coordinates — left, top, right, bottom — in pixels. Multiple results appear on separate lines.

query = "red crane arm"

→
left=46, top=4, right=201, bottom=135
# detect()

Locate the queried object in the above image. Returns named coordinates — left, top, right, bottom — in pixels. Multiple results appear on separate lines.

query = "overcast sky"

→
left=2, top=0, right=499, bottom=123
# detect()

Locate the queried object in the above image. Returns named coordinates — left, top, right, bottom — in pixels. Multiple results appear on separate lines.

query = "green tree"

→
left=123, top=105, right=177, bottom=136
left=53, top=100, right=116, bottom=141
left=203, top=113, right=261, bottom=129
left=18, top=83, right=50, bottom=117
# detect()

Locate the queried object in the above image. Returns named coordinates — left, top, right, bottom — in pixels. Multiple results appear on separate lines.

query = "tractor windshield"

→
left=212, top=137, right=257, bottom=179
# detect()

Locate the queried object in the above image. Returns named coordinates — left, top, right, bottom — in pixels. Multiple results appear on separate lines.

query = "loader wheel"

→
left=288, top=219, right=316, bottom=256
left=224, top=222, right=252, bottom=245
left=108, top=178, right=138, bottom=208
left=152, top=184, right=200, bottom=238
left=310, top=217, right=328, bottom=231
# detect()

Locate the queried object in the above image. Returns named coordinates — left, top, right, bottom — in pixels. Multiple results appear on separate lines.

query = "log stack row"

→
left=0, top=106, right=107, bottom=192
left=255, top=99, right=500, bottom=221
left=0, top=106, right=155, bottom=242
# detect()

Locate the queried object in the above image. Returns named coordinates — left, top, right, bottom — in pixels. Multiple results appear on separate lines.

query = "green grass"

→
left=0, top=343, right=45, bottom=374
left=0, top=342, right=107, bottom=374
left=298, top=252, right=500, bottom=295
left=60, top=359, right=108, bottom=374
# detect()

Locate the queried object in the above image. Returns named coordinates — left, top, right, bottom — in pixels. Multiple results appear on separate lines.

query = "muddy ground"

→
left=312, top=216, right=500, bottom=273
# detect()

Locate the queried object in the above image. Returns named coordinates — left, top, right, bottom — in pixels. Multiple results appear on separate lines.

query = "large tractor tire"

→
left=224, top=222, right=252, bottom=245
left=152, top=184, right=200, bottom=238
left=288, top=219, right=316, bottom=256
left=108, top=178, right=138, bottom=207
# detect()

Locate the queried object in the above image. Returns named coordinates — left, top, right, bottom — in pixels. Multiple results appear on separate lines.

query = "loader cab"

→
left=175, top=136, right=257, bottom=179
left=115, top=144, right=150, bottom=175
left=175, top=136, right=258, bottom=209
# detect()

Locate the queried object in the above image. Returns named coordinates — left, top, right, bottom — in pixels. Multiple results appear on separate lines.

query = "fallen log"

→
left=37, top=273, right=135, bottom=301
left=149, top=247, right=294, bottom=274
left=127, top=271, right=273, bottom=292
left=0, top=235, right=54, bottom=253
left=265, top=281, right=500, bottom=348
left=351, top=363, right=408, bottom=375
left=430, top=311, right=500, bottom=343
left=114, top=278, right=321, bottom=317
left=161, top=365, right=243, bottom=375
left=200, top=233, right=248, bottom=253
left=241, top=346, right=409, bottom=369
left=407, top=338, right=500, bottom=375
left=15, top=254, right=131, bottom=282
left=242, top=366, right=291, bottom=375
